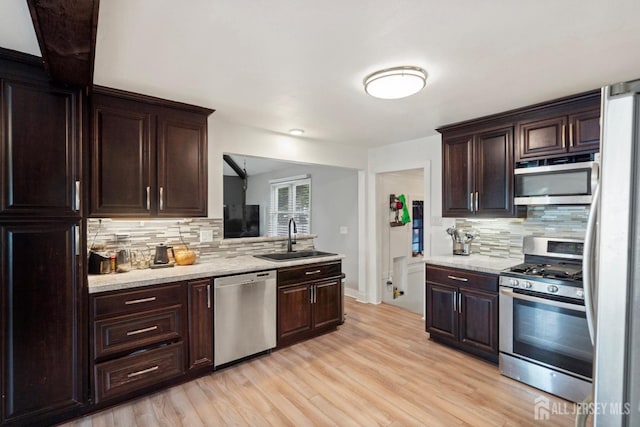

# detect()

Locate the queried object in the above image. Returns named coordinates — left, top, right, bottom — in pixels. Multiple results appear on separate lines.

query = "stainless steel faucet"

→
left=287, top=217, right=297, bottom=252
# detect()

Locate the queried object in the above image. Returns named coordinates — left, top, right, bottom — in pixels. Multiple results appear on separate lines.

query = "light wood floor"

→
left=62, top=298, right=582, bottom=426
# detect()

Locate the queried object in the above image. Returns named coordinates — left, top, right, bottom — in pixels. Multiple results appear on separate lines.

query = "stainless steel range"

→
left=499, top=236, right=592, bottom=403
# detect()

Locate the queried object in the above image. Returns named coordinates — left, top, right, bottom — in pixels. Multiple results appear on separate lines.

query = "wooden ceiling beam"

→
left=27, top=0, right=100, bottom=87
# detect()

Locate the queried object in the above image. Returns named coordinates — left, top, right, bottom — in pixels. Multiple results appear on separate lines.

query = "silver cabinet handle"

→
left=310, top=286, right=314, bottom=303
left=75, top=181, right=80, bottom=211
left=125, top=296, right=157, bottom=305
left=475, top=191, right=479, bottom=212
left=127, top=365, right=159, bottom=378
left=207, top=284, right=211, bottom=309
left=126, top=325, right=158, bottom=336
left=159, top=187, right=164, bottom=211
left=569, top=123, right=574, bottom=147
left=562, top=124, right=566, bottom=148
left=146, top=186, right=150, bottom=211
left=305, top=270, right=322, bottom=275
left=447, top=275, right=468, bottom=282
left=314, top=285, right=317, bottom=303
left=74, top=225, right=80, bottom=256
left=469, top=192, right=474, bottom=212
left=453, top=291, right=457, bottom=312
left=458, top=293, right=462, bottom=314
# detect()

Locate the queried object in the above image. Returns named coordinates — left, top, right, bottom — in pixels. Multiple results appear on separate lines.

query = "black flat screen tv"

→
left=224, top=204, right=260, bottom=238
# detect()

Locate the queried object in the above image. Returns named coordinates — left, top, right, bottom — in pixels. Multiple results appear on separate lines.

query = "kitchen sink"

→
left=254, top=250, right=337, bottom=262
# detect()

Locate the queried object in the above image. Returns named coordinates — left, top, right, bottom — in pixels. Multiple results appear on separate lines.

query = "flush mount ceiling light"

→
left=363, top=66, right=428, bottom=99
left=288, top=128, right=305, bottom=136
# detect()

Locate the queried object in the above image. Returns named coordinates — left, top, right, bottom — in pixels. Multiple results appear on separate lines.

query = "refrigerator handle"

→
left=583, top=175, right=600, bottom=345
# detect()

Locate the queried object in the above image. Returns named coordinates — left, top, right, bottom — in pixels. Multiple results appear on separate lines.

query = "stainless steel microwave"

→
left=514, top=161, right=599, bottom=205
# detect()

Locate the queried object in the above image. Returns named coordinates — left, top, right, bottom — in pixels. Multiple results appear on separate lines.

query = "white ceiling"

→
left=2, top=0, right=640, bottom=148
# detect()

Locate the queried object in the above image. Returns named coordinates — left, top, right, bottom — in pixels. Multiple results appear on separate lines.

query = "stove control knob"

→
left=576, top=290, right=584, bottom=298
left=547, top=285, right=559, bottom=293
left=522, top=281, right=532, bottom=289
left=509, top=279, right=519, bottom=287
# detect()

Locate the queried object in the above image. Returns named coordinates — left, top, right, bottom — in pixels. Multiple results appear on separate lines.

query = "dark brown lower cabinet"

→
left=90, top=282, right=186, bottom=405
left=187, top=279, right=213, bottom=371
left=425, top=264, right=498, bottom=362
left=277, top=261, right=342, bottom=348
left=1, top=221, right=85, bottom=426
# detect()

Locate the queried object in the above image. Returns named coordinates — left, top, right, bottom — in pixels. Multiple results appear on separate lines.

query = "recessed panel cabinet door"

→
left=277, top=284, right=312, bottom=344
left=475, top=127, right=514, bottom=216
left=442, top=135, right=474, bottom=217
left=426, top=283, right=457, bottom=340
left=568, top=108, right=600, bottom=153
left=1, top=221, right=84, bottom=424
left=156, top=112, right=207, bottom=217
left=0, top=80, right=80, bottom=216
left=312, top=279, right=341, bottom=329
left=458, top=289, right=498, bottom=355
left=90, top=98, right=153, bottom=217
left=188, top=279, right=213, bottom=370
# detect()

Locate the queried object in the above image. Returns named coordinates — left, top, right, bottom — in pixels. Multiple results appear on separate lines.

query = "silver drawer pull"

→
left=126, top=325, right=159, bottom=336
left=127, top=365, right=159, bottom=378
left=447, top=275, right=469, bottom=282
left=124, top=296, right=157, bottom=305
left=305, top=270, right=322, bottom=275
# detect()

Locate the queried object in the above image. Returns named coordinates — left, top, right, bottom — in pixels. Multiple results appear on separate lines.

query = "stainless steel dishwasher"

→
left=214, top=270, right=277, bottom=367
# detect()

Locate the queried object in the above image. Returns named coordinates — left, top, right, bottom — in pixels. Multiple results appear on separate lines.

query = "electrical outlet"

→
left=200, top=229, right=213, bottom=242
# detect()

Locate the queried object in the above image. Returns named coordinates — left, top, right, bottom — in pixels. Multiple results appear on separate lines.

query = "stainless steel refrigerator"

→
left=581, top=80, right=640, bottom=426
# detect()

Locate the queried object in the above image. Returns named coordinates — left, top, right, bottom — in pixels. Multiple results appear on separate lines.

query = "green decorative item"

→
left=398, top=194, right=411, bottom=224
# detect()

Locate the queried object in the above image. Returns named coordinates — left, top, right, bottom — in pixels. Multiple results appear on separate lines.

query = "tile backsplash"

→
left=455, top=205, right=589, bottom=259
left=87, top=218, right=315, bottom=262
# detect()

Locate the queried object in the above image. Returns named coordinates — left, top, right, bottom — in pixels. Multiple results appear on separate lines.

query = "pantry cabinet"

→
left=426, top=264, right=498, bottom=362
left=90, top=87, right=213, bottom=218
left=277, top=261, right=342, bottom=348
left=0, top=48, right=87, bottom=426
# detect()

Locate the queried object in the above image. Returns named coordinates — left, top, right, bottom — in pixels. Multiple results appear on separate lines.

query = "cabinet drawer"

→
left=93, top=283, right=183, bottom=318
left=94, top=342, right=184, bottom=403
left=426, top=264, right=497, bottom=292
left=278, top=261, right=342, bottom=286
left=94, top=306, right=182, bottom=360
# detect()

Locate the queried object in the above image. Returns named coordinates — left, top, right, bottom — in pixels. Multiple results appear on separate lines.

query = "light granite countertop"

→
left=424, top=254, right=522, bottom=275
left=88, top=254, right=344, bottom=294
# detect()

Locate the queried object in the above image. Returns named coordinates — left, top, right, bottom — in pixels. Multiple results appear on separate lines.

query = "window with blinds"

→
left=268, top=176, right=311, bottom=236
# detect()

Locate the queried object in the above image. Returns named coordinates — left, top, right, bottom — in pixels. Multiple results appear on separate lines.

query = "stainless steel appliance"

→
left=577, top=80, right=640, bottom=425
left=499, top=236, right=592, bottom=403
left=514, top=160, right=599, bottom=205
left=214, top=270, right=277, bottom=367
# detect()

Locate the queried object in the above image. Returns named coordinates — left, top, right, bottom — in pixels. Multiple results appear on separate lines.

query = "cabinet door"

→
left=442, top=134, right=474, bottom=217
left=90, top=96, right=153, bottom=217
left=425, top=283, right=457, bottom=340
left=277, top=284, right=312, bottom=345
left=475, top=127, right=514, bottom=216
left=458, top=288, right=498, bottom=355
left=1, top=79, right=80, bottom=217
left=568, top=108, right=600, bottom=153
left=312, top=279, right=341, bottom=329
left=156, top=110, right=207, bottom=217
left=1, top=221, right=84, bottom=424
left=187, top=279, right=213, bottom=371
left=517, top=115, right=568, bottom=161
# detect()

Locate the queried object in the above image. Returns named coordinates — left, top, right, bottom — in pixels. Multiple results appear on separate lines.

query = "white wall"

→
left=245, top=164, right=359, bottom=291
left=208, top=116, right=368, bottom=219
left=365, top=134, right=453, bottom=304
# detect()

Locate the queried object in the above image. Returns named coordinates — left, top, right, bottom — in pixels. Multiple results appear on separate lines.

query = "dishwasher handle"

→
left=214, top=270, right=277, bottom=288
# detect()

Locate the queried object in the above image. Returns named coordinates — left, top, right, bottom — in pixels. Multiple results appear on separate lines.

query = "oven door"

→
left=499, top=286, right=593, bottom=379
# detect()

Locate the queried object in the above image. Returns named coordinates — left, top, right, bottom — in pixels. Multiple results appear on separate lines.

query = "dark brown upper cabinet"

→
left=90, top=87, right=213, bottom=218
left=1, top=76, right=82, bottom=218
left=442, top=126, right=518, bottom=218
left=516, top=95, right=600, bottom=162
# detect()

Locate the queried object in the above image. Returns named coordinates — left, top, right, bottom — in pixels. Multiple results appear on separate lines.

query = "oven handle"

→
left=499, top=287, right=585, bottom=312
